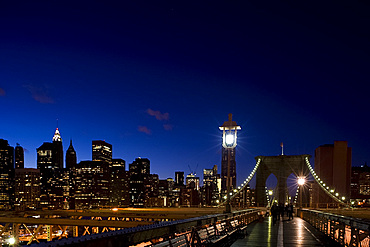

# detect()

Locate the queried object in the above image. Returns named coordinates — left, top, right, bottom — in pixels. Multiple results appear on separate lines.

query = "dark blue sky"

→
left=1, top=1, right=369, bottom=185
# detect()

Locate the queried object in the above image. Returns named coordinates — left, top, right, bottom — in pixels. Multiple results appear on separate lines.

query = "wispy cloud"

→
left=163, top=124, right=173, bottom=131
left=0, top=88, right=5, bottom=96
left=146, top=108, right=169, bottom=121
left=145, top=109, right=172, bottom=132
left=24, top=84, right=54, bottom=104
left=138, top=126, right=151, bottom=135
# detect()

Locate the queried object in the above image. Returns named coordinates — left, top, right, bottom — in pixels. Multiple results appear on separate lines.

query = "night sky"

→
left=1, top=1, right=369, bottom=186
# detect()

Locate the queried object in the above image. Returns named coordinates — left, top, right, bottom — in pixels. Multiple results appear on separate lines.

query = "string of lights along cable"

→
left=223, top=156, right=349, bottom=207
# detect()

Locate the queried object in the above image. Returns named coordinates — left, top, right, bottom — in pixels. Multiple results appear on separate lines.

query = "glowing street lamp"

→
left=225, top=134, right=235, bottom=146
left=298, top=177, right=306, bottom=186
left=7, top=237, right=16, bottom=245
left=219, top=113, right=241, bottom=213
left=220, top=114, right=240, bottom=149
left=298, top=177, right=306, bottom=208
left=268, top=190, right=273, bottom=206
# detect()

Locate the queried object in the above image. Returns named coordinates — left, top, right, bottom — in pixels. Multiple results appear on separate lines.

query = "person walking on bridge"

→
left=278, top=203, right=284, bottom=220
left=288, top=203, right=294, bottom=220
left=271, top=203, right=278, bottom=225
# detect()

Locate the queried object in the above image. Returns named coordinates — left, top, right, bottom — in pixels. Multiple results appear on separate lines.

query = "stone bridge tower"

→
left=255, top=154, right=311, bottom=206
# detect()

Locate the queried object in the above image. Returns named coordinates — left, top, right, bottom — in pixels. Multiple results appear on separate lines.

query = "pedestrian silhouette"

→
left=271, top=203, right=278, bottom=225
left=288, top=203, right=294, bottom=220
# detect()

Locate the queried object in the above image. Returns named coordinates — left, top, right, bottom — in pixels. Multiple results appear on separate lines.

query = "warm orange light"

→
left=112, top=208, right=118, bottom=211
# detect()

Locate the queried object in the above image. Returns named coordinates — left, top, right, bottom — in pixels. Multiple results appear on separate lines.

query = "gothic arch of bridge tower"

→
left=221, top=154, right=349, bottom=207
left=255, top=155, right=310, bottom=206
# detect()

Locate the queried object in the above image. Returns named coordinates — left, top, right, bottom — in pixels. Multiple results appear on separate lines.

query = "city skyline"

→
left=1, top=1, right=369, bottom=184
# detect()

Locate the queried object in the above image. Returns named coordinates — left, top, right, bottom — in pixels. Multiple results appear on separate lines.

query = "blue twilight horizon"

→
left=1, top=1, right=369, bottom=186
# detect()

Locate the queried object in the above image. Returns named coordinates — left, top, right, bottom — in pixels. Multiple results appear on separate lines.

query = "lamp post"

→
left=268, top=190, right=273, bottom=207
left=297, top=177, right=306, bottom=208
left=219, top=113, right=241, bottom=213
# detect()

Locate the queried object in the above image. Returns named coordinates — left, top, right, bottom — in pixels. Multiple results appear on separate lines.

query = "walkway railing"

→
left=299, top=209, right=370, bottom=247
left=29, top=208, right=262, bottom=247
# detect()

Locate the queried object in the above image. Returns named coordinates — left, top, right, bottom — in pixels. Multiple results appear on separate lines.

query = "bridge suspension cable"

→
left=220, top=156, right=349, bottom=207
left=304, top=156, right=348, bottom=206
left=220, top=158, right=261, bottom=205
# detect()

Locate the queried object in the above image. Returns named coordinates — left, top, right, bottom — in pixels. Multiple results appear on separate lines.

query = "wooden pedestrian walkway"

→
left=231, top=215, right=343, bottom=247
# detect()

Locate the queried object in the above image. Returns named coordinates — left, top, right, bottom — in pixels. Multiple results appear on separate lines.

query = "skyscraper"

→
left=313, top=141, right=352, bottom=204
left=74, top=160, right=110, bottom=209
left=15, top=143, right=24, bottom=169
left=129, top=157, right=150, bottom=207
left=14, top=168, right=40, bottom=210
left=37, top=128, right=64, bottom=209
left=92, top=140, right=112, bottom=164
left=112, top=158, right=125, bottom=169
left=186, top=173, right=200, bottom=190
left=66, top=140, right=77, bottom=169
left=110, top=158, right=130, bottom=207
left=146, top=174, right=159, bottom=206
left=203, top=165, right=221, bottom=206
left=0, top=139, right=15, bottom=210
left=175, top=171, right=184, bottom=186
left=53, top=128, right=64, bottom=169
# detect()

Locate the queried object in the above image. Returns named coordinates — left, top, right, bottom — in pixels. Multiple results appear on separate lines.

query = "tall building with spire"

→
left=66, top=140, right=77, bottom=169
left=37, top=128, right=64, bottom=209
left=15, top=143, right=24, bottom=169
left=53, top=128, right=64, bottom=169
